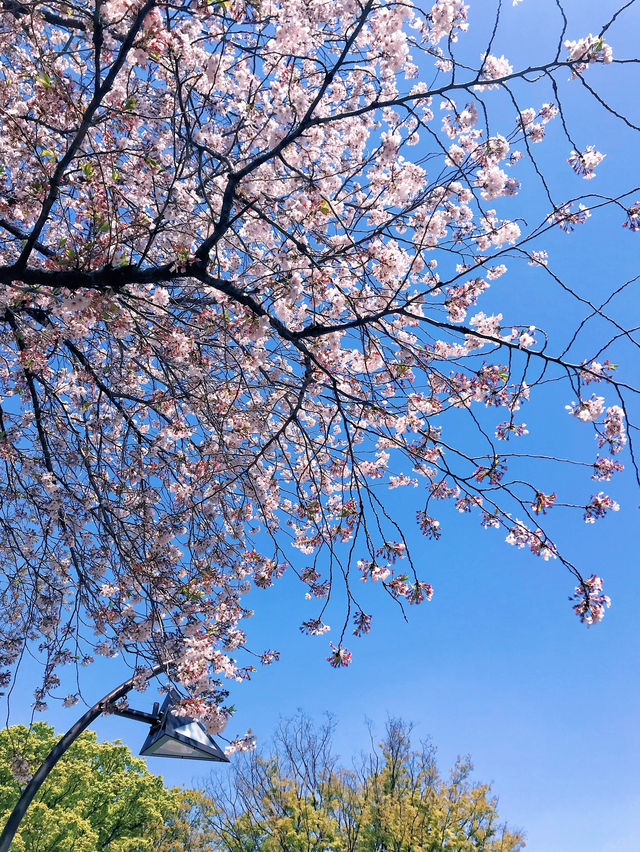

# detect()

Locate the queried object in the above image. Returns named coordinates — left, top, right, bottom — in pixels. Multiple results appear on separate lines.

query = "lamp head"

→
left=139, top=692, right=229, bottom=762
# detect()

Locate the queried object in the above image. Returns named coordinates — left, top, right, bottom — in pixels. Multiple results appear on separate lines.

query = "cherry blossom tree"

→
left=0, top=0, right=638, bottom=740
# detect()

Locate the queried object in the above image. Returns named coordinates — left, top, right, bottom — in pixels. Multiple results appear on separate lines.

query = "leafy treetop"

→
left=0, top=722, right=208, bottom=851
left=201, top=714, right=525, bottom=852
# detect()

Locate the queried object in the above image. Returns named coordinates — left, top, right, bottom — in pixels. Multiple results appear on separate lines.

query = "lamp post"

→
left=0, top=666, right=228, bottom=852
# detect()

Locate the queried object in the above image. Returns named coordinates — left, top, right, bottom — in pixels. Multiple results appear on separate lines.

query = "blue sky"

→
left=9, top=1, right=640, bottom=850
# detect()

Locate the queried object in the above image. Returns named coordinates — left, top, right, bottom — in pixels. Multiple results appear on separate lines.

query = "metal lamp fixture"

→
left=115, top=691, right=229, bottom=762
left=140, top=692, right=228, bottom=761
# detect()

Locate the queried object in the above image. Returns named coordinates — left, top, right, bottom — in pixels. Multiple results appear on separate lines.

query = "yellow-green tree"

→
left=0, top=723, right=209, bottom=851
left=1, top=718, right=524, bottom=851
left=202, top=716, right=524, bottom=852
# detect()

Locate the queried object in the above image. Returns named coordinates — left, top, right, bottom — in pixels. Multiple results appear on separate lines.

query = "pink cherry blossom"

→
left=570, top=575, right=611, bottom=625
left=479, top=54, right=514, bottom=88
left=584, top=492, right=620, bottom=524
left=326, top=643, right=352, bottom=668
left=565, top=34, right=613, bottom=74
left=568, top=146, right=606, bottom=180
left=0, top=0, right=635, bottom=727
left=567, top=395, right=605, bottom=422
left=623, top=201, right=640, bottom=231
left=10, top=755, right=32, bottom=785
left=592, top=456, right=624, bottom=481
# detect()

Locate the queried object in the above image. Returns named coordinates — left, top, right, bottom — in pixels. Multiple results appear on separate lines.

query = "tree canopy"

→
left=201, top=715, right=525, bottom=852
left=0, top=722, right=209, bottom=851
left=0, top=0, right=638, bottom=731
left=0, top=717, right=523, bottom=850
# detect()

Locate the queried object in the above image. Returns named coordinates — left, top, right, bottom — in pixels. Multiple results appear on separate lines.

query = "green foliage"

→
left=0, top=723, right=207, bottom=851
left=0, top=718, right=523, bottom=851
left=201, top=716, right=525, bottom=852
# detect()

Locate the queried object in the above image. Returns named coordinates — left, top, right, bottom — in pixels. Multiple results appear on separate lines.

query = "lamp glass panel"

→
left=145, top=735, right=202, bottom=757
left=173, top=721, right=212, bottom=747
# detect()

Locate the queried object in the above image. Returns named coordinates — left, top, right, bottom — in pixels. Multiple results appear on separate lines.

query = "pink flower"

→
left=505, top=521, right=556, bottom=560
left=479, top=54, right=514, bottom=88
left=528, top=250, right=548, bottom=266
left=425, top=0, right=469, bottom=45
left=407, top=581, right=434, bottom=604
left=10, top=756, right=32, bottom=785
left=584, top=492, right=620, bottom=523
left=623, top=201, right=640, bottom=230
left=592, top=456, right=624, bottom=481
left=300, top=618, right=330, bottom=636
left=570, top=574, right=611, bottom=625
left=599, top=405, right=627, bottom=453
left=517, top=328, right=536, bottom=349
left=539, top=102, right=558, bottom=122
left=568, top=146, right=605, bottom=179
left=531, top=492, right=557, bottom=514
left=548, top=202, right=591, bottom=231
left=495, top=421, right=529, bottom=440
left=567, top=394, right=605, bottom=422
left=326, top=643, right=352, bottom=668
left=358, top=559, right=391, bottom=583
left=353, top=611, right=372, bottom=636
left=224, top=729, right=256, bottom=756
left=565, top=35, right=613, bottom=74
left=416, top=511, right=442, bottom=539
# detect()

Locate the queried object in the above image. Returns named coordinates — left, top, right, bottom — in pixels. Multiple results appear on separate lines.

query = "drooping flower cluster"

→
left=584, top=493, right=620, bottom=524
left=600, top=406, right=627, bottom=454
left=568, top=147, right=606, bottom=180
left=623, top=201, right=640, bottom=231
left=570, top=575, right=611, bottom=625
left=592, top=456, right=624, bottom=481
left=326, top=643, right=352, bottom=668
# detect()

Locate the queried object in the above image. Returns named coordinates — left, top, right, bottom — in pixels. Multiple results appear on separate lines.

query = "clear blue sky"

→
left=11, top=2, right=640, bottom=850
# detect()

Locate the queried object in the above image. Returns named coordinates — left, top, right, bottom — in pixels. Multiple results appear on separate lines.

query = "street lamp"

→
left=0, top=667, right=228, bottom=852
left=123, top=690, right=228, bottom=762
